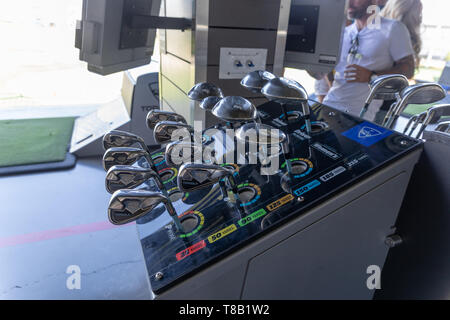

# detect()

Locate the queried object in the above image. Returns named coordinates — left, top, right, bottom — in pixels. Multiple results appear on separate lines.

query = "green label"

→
left=238, top=208, right=267, bottom=227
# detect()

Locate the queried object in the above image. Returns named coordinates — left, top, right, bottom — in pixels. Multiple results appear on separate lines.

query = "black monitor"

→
left=283, top=0, right=347, bottom=73
left=74, top=0, right=193, bottom=76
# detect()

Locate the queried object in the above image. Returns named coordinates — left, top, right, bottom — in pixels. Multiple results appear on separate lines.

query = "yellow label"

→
left=266, top=194, right=294, bottom=212
left=208, top=224, right=237, bottom=243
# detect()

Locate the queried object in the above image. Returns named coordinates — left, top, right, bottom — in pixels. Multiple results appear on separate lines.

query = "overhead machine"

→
left=77, top=0, right=425, bottom=299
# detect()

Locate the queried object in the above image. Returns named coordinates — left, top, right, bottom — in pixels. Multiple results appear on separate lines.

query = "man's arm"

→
left=344, top=54, right=415, bottom=83
left=375, top=55, right=415, bottom=79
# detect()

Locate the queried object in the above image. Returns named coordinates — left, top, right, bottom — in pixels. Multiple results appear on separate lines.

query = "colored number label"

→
left=208, top=224, right=237, bottom=243
left=267, top=194, right=294, bottom=211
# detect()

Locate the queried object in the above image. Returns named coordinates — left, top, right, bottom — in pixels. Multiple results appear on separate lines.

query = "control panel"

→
left=134, top=100, right=421, bottom=294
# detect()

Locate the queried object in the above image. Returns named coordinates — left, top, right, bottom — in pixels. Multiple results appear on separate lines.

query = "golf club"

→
left=153, top=121, right=194, bottom=145
left=103, top=130, right=149, bottom=153
left=383, top=83, right=446, bottom=128
left=210, top=96, right=259, bottom=129
left=403, top=111, right=428, bottom=137
left=187, top=82, right=224, bottom=101
left=103, top=146, right=155, bottom=171
left=146, top=110, right=187, bottom=130
left=165, top=140, right=216, bottom=167
left=235, top=122, right=291, bottom=174
left=240, top=70, right=276, bottom=93
left=261, top=77, right=311, bottom=134
left=360, top=74, right=409, bottom=118
left=105, top=165, right=167, bottom=196
left=435, top=121, right=450, bottom=133
left=177, top=163, right=241, bottom=205
left=416, top=104, right=450, bottom=138
left=108, top=189, right=183, bottom=232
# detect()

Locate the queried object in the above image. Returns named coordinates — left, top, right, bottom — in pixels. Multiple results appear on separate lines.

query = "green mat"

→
left=403, top=103, right=437, bottom=116
left=0, top=117, right=75, bottom=167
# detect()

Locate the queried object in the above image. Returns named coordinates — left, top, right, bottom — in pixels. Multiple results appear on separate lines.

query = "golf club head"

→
left=435, top=121, right=450, bottom=133
left=235, top=122, right=286, bottom=145
left=261, top=77, right=309, bottom=104
left=200, top=96, right=222, bottom=112
left=417, top=104, right=450, bottom=137
left=165, top=140, right=215, bottom=167
left=403, top=111, right=427, bottom=136
left=103, top=130, right=147, bottom=151
left=146, top=110, right=187, bottom=130
left=187, top=82, right=224, bottom=101
left=211, top=96, right=258, bottom=122
left=108, top=189, right=175, bottom=225
left=236, top=122, right=286, bottom=168
left=103, top=147, right=152, bottom=171
left=423, top=104, right=450, bottom=124
left=395, top=83, right=446, bottom=116
left=177, top=163, right=234, bottom=193
left=153, top=121, right=194, bottom=145
left=105, top=165, right=163, bottom=194
left=367, top=74, right=409, bottom=102
left=240, top=70, right=276, bottom=93
left=386, top=83, right=446, bottom=128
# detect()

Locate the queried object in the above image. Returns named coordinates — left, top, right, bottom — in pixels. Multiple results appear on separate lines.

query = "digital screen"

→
left=286, top=5, right=320, bottom=54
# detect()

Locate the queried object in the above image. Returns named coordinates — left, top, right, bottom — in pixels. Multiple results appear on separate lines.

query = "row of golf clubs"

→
left=103, top=70, right=310, bottom=195
left=104, top=71, right=313, bottom=229
left=102, top=130, right=243, bottom=230
left=402, top=104, right=450, bottom=138
left=361, top=74, right=448, bottom=135
left=150, top=70, right=311, bottom=149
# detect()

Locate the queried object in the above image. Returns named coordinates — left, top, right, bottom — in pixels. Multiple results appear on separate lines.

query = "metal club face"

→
left=435, top=121, right=450, bottom=133
left=153, top=121, right=194, bottom=145
left=417, top=104, right=450, bottom=137
left=386, top=83, right=446, bottom=128
left=400, top=83, right=446, bottom=105
left=423, top=104, right=450, bottom=125
left=261, top=77, right=308, bottom=104
left=165, top=141, right=213, bottom=167
left=187, top=82, right=224, bottom=101
left=368, top=74, right=409, bottom=101
left=146, top=110, right=187, bottom=130
left=108, top=190, right=174, bottom=225
left=177, top=163, right=234, bottom=192
left=200, top=96, right=222, bottom=112
left=395, top=83, right=446, bottom=116
left=105, top=165, right=162, bottom=194
left=103, top=130, right=147, bottom=151
left=361, top=75, right=408, bottom=118
left=103, top=147, right=151, bottom=171
left=211, top=96, right=258, bottom=122
left=240, top=70, right=276, bottom=93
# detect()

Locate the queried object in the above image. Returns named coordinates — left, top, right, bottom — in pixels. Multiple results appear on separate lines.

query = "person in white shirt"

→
left=323, top=0, right=415, bottom=121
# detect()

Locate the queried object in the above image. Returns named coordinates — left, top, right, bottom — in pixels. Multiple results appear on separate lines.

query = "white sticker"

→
left=320, top=166, right=346, bottom=182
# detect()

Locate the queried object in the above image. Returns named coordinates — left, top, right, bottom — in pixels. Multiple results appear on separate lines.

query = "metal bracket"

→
left=120, top=0, right=193, bottom=50
left=385, top=234, right=403, bottom=248
left=129, top=15, right=192, bottom=30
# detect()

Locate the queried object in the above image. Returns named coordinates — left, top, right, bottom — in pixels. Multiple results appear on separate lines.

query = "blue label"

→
left=294, top=180, right=321, bottom=197
left=341, top=122, right=393, bottom=147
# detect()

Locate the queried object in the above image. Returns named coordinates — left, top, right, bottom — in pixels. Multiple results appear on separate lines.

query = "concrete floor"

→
left=0, top=158, right=153, bottom=299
